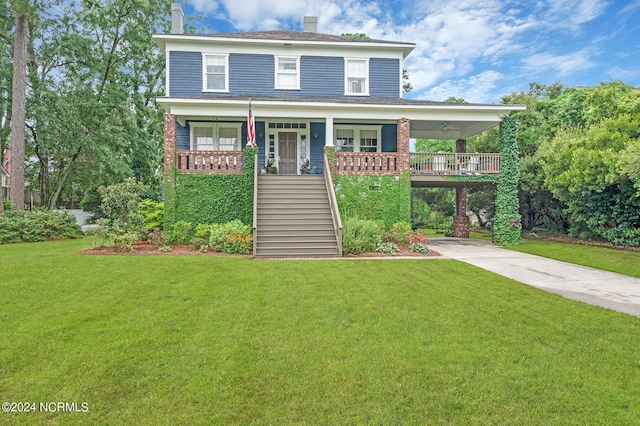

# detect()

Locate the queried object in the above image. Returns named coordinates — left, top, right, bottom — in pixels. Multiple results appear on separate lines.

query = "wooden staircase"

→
left=254, top=175, right=341, bottom=258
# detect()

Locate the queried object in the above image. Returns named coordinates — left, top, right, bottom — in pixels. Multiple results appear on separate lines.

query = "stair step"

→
left=255, top=247, right=340, bottom=257
left=255, top=174, right=340, bottom=258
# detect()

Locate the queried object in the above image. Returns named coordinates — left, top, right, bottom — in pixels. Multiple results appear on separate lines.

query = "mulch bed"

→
left=79, top=242, right=441, bottom=258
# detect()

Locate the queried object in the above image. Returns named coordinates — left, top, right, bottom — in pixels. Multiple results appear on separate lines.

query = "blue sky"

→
left=183, top=0, right=640, bottom=103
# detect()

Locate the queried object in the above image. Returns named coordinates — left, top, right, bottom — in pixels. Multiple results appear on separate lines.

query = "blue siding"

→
left=169, top=51, right=400, bottom=98
left=300, top=56, right=344, bottom=96
left=229, top=54, right=274, bottom=94
left=169, top=51, right=202, bottom=97
left=310, top=122, right=325, bottom=173
left=370, top=58, right=400, bottom=98
left=381, top=124, right=398, bottom=152
left=177, top=122, right=190, bottom=150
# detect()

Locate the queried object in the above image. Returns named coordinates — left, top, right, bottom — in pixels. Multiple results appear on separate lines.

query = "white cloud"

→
left=522, top=51, right=596, bottom=77
left=418, top=70, right=505, bottom=103
left=539, top=0, right=608, bottom=30
left=185, top=0, right=633, bottom=96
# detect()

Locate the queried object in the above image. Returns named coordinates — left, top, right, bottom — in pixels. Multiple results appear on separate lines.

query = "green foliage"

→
left=138, top=199, right=164, bottom=232
left=0, top=209, right=83, bottom=244
left=334, top=174, right=411, bottom=229
left=539, top=83, right=640, bottom=245
left=165, top=148, right=257, bottom=231
left=494, top=116, right=522, bottom=245
left=414, top=139, right=455, bottom=152
left=113, top=232, right=139, bottom=251
left=147, top=228, right=171, bottom=251
left=342, top=216, right=382, bottom=254
left=170, top=220, right=192, bottom=245
left=97, top=178, right=147, bottom=237
left=14, top=2, right=170, bottom=208
left=409, top=242, right=430, bottom=253
left=382, top=221, right=413, bottom=244
left=209, top=220, right=253, bottom=254
left=376, top=242, right=399, bottom=255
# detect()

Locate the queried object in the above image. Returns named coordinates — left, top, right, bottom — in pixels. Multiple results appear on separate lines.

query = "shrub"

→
left=407, top=232, right=429, bottom=245
left=342, top=217, right=382, bottom=254
left=97, top=178, right=147, bottom=238
left=171, top=220, right=192, bottom=245
left=192, top=224, right=215, bottom=252
left=409, top=242, right=430, bottom=253
left=147, top=228, right=171, bottom=251
left=113, top=232, right=138, bottom=251
left=138, top=199, right=164, bottom=232
left=209, top=220, right=253, bottom=254
left=0, top=209, right=83, bottom=244
left=377, top=242, right=399, bottom=255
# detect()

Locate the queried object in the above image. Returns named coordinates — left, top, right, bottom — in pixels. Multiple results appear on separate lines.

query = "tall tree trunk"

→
left=10, top=13, right=28, bottom=210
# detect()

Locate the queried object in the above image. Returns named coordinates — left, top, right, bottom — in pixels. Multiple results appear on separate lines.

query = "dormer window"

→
left=345, top=58, right=369, bottom=96
left=275, top=56, right=300, bottom=90
left=203, top=54, right=229, bottom=92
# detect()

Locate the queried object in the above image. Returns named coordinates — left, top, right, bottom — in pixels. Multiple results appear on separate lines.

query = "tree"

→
left=540, top=82, right=640, bottom=245
left=18, top=0, right=170, bottom=209
left=9, top=3, right=29, bottom=210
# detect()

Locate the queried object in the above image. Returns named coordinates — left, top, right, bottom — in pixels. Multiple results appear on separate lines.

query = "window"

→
left=190, top=123, right=242, bottom=151
left=275, top=57, right=300, bottom=90
left=336, top=129, right=354, bottom=152
left=345, top=59, right=369, bottom=95
left=334, top=125, right=381, bottom=152
left=359, top=129, right=378, bottom=152
left=203, top=54, right=228, bottom=92
left=193, top=127, right=214, bottom=150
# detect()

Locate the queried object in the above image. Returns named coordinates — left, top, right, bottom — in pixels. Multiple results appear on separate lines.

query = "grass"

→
left=1, top=239, right=640, bottom=424
left=508, top=239, right=640, bottom=279
left=420, top=228, right=492, bottom=241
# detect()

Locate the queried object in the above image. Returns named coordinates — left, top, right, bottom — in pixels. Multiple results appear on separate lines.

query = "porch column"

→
left=453, top=186, right=470, bottom=238
left=397, top=117, right=410, bottom=173
left=453, top=138, right=469, bottom=238
left=325, top=117, right=334, bottom=147
left=164, top=114, right=177, bottom=184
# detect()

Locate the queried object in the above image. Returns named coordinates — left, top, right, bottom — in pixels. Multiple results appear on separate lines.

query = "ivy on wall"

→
left=334, top=173, right=411, bottom=228
left=494, top=116, right=521, bottom=245
left=164, top=148, right=257, bottom=231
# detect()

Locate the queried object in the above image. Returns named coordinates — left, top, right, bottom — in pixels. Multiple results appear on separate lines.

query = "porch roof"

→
left=157, top=94, right=526, bottom=139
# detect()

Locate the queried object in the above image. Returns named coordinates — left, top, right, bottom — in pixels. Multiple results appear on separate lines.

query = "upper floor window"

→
left=191, top=122, right=242, bottom=151
left=345, top=59, right=369, bottom=96
left=203, top=54, right=228, bottom=92
left=335, top=125, right=381, bottom=152
left=275, top=56, right=300, bottom=90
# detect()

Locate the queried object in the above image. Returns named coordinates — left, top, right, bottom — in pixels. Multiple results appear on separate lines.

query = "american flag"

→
left=247, top=100, right=256, bottom=147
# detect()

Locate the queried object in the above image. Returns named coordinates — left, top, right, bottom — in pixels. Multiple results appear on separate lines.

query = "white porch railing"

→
left=410, top=153, right=501, bottom=175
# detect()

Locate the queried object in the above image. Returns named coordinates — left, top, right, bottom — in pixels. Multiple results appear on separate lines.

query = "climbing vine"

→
left=494, top=116, right=521, bottom=245
left=164, top=148, right=257, bottom=231
left=334, top=173, right=411, bottom=228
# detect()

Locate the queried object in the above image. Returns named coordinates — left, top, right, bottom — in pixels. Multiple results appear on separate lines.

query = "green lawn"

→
left=508, top=239, right=640, bottom=279
left=1, top=239, right=639, bottom=424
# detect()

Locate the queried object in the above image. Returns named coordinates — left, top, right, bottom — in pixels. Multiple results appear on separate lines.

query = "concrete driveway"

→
left=429, top=238, right=640, bottom=318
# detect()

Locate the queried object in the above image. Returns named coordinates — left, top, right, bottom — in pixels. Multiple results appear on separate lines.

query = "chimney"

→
left=171, top=3, right=184, bottom=35
left=303, top=16, right=318, bottom=33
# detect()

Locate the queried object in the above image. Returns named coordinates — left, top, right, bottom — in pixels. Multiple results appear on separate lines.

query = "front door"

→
left=278, top=132, right=297, bottom=175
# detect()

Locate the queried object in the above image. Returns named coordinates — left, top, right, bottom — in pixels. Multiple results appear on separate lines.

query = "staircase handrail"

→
left=252, top=153, right=259, bottom=257
left=324, top=154, right=343, bottom=256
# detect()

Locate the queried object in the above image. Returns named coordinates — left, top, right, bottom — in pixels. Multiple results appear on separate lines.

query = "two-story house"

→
left=155, top=4, right=525, bottom=257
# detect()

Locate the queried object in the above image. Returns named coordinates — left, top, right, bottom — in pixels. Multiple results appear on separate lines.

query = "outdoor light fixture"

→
left=313, top=132, right=319, bottom=139
left=258, top=131, right=264, bottom=138
left=442, top=123, right=449, bottom=134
